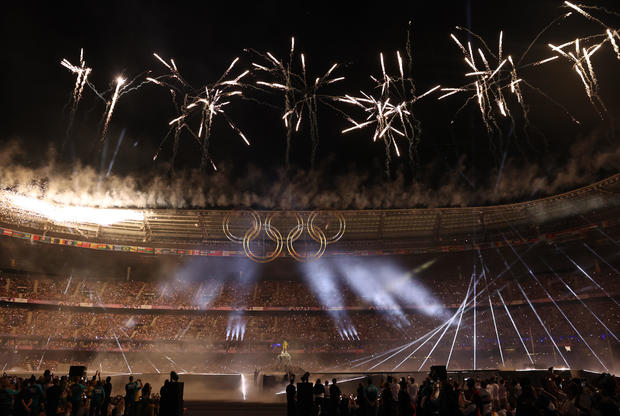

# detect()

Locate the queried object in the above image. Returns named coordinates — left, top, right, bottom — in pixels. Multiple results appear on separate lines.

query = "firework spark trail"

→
left=478, top=251, right=505, bottom=366
left=540, top=257, right=619, bottom=342
left=250, top=37, right=344, bottom=168
left=149, top=53, right=250, bottom=170
left=442, top=30, right=528, bottom=147
left=496, top=289, right=535, bottom=364
left=504, top=240, right=609, bottom=371
left=548, top=40, right=607, bottom=117
left=554, top=245, right=620, bottom=306
left=339, top=51, right=437, bottom=173
left=100, top=76, right=126, bottom=141
left=516, top=283, right=571, bottom=368
left=61, top=49, right=92, bottom=144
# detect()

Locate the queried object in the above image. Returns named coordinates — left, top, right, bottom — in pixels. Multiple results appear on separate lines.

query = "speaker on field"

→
left=69, top=366, right=86, bottom=378
left=430, top=365, right=447, bottom=381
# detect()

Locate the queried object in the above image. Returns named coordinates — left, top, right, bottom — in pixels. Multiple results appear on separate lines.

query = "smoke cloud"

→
left=0, top=131, right=618, bottom=210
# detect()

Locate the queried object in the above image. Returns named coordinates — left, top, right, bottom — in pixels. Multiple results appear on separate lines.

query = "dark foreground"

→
left=186, top=401, right=286, bottom=415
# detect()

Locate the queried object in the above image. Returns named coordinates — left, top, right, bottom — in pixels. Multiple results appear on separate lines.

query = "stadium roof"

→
left=0, top=174, right=619, bottom=257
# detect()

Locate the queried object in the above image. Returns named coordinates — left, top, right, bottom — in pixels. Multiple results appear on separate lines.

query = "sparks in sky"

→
left=148, top=53, right=251, bottom=171
left=250, top=37, right=345, bottom=168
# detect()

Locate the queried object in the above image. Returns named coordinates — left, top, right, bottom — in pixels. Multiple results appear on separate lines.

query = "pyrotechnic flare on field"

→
left=249, top=37, right=345, bottom=169
left=148, top=53, right=250, bottom=171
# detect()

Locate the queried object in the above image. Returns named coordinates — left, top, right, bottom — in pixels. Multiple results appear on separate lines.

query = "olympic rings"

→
left=222, top=211, right=345, bottom=263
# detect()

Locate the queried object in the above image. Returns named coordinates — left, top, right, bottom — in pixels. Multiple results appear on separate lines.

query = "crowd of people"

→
left=0, top=265, right=616, bottom=374
left=2, top=268, right=616, bottom=310
left=285, top=369, right=620, bottom=416
left=0, top=370, right=184, bottom=416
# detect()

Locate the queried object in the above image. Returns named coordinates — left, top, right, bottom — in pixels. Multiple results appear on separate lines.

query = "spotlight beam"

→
left=504, top=240, right=610, bottom=371
left=516, top=283, right=571, bottom=368
left=473, top=263, right=477, bottom=371
left=580, top=215, right=620, bottom=249
left=417, top=308, right=461, bottom=371
left=446, top=271, right=475, bottom=369
left=478, top=252, right=505, bottom=366
left=555, top=245, right=619, bottom=306
left=497, top=289, right=534, bottom=364
left=368, top=321, right=449, bottom=370
left=419, top=271, right=474, bottom=371
left=540, top=257, right=619, bottom=342
left=583, top=242, right=620, bottom=277
left=348, top=243, right=538, bottom=371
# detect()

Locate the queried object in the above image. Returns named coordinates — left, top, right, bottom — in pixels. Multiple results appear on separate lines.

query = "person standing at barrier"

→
left=313, top=379, right=325, bottom=416
left=102, top=377, right=112, bottom=416
left=286, top=375, right=297, bottom=416
left=398, top=380, right=414, bottom=416
left=365, top=377, right=379, bottom=416
left=297, top=372, right=313, bottom=416
left=328, top=378, right=341, bottom=416
left=160, top=371, right=183, bottom=416
left=124, top=376, right=139, bottom=416
left=69, top=377, right=85, bottom=416
left=90, top=381, right=105, bottom=416
left=356, top=383, right=367, bottom=416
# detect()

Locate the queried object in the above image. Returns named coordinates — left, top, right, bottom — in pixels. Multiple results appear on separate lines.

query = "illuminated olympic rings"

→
left=222, top=211, right=345, bottom=263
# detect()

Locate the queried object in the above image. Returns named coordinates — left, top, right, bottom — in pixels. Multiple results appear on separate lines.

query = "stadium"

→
left=2, top=0, right=620, bottom=415
left=0, top=173, right=618, bottom=408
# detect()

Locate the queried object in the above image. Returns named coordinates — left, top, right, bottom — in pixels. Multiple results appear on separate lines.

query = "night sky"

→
left=1, top=0, right=619, bottom=207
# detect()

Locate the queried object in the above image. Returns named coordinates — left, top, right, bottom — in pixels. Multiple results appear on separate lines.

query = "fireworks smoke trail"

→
left=516, top=283, right=571, bottom=368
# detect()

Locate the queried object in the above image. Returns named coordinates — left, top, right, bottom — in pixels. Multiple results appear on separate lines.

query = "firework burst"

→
left=147, top=53, right=250, bottom=171
left=249, top=37, right=345, bottom=168
left=339, top=42, right=438, bottom=173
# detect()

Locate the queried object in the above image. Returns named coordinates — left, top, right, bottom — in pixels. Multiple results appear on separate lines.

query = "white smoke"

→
left=0, top=130, right=618, bottom=210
